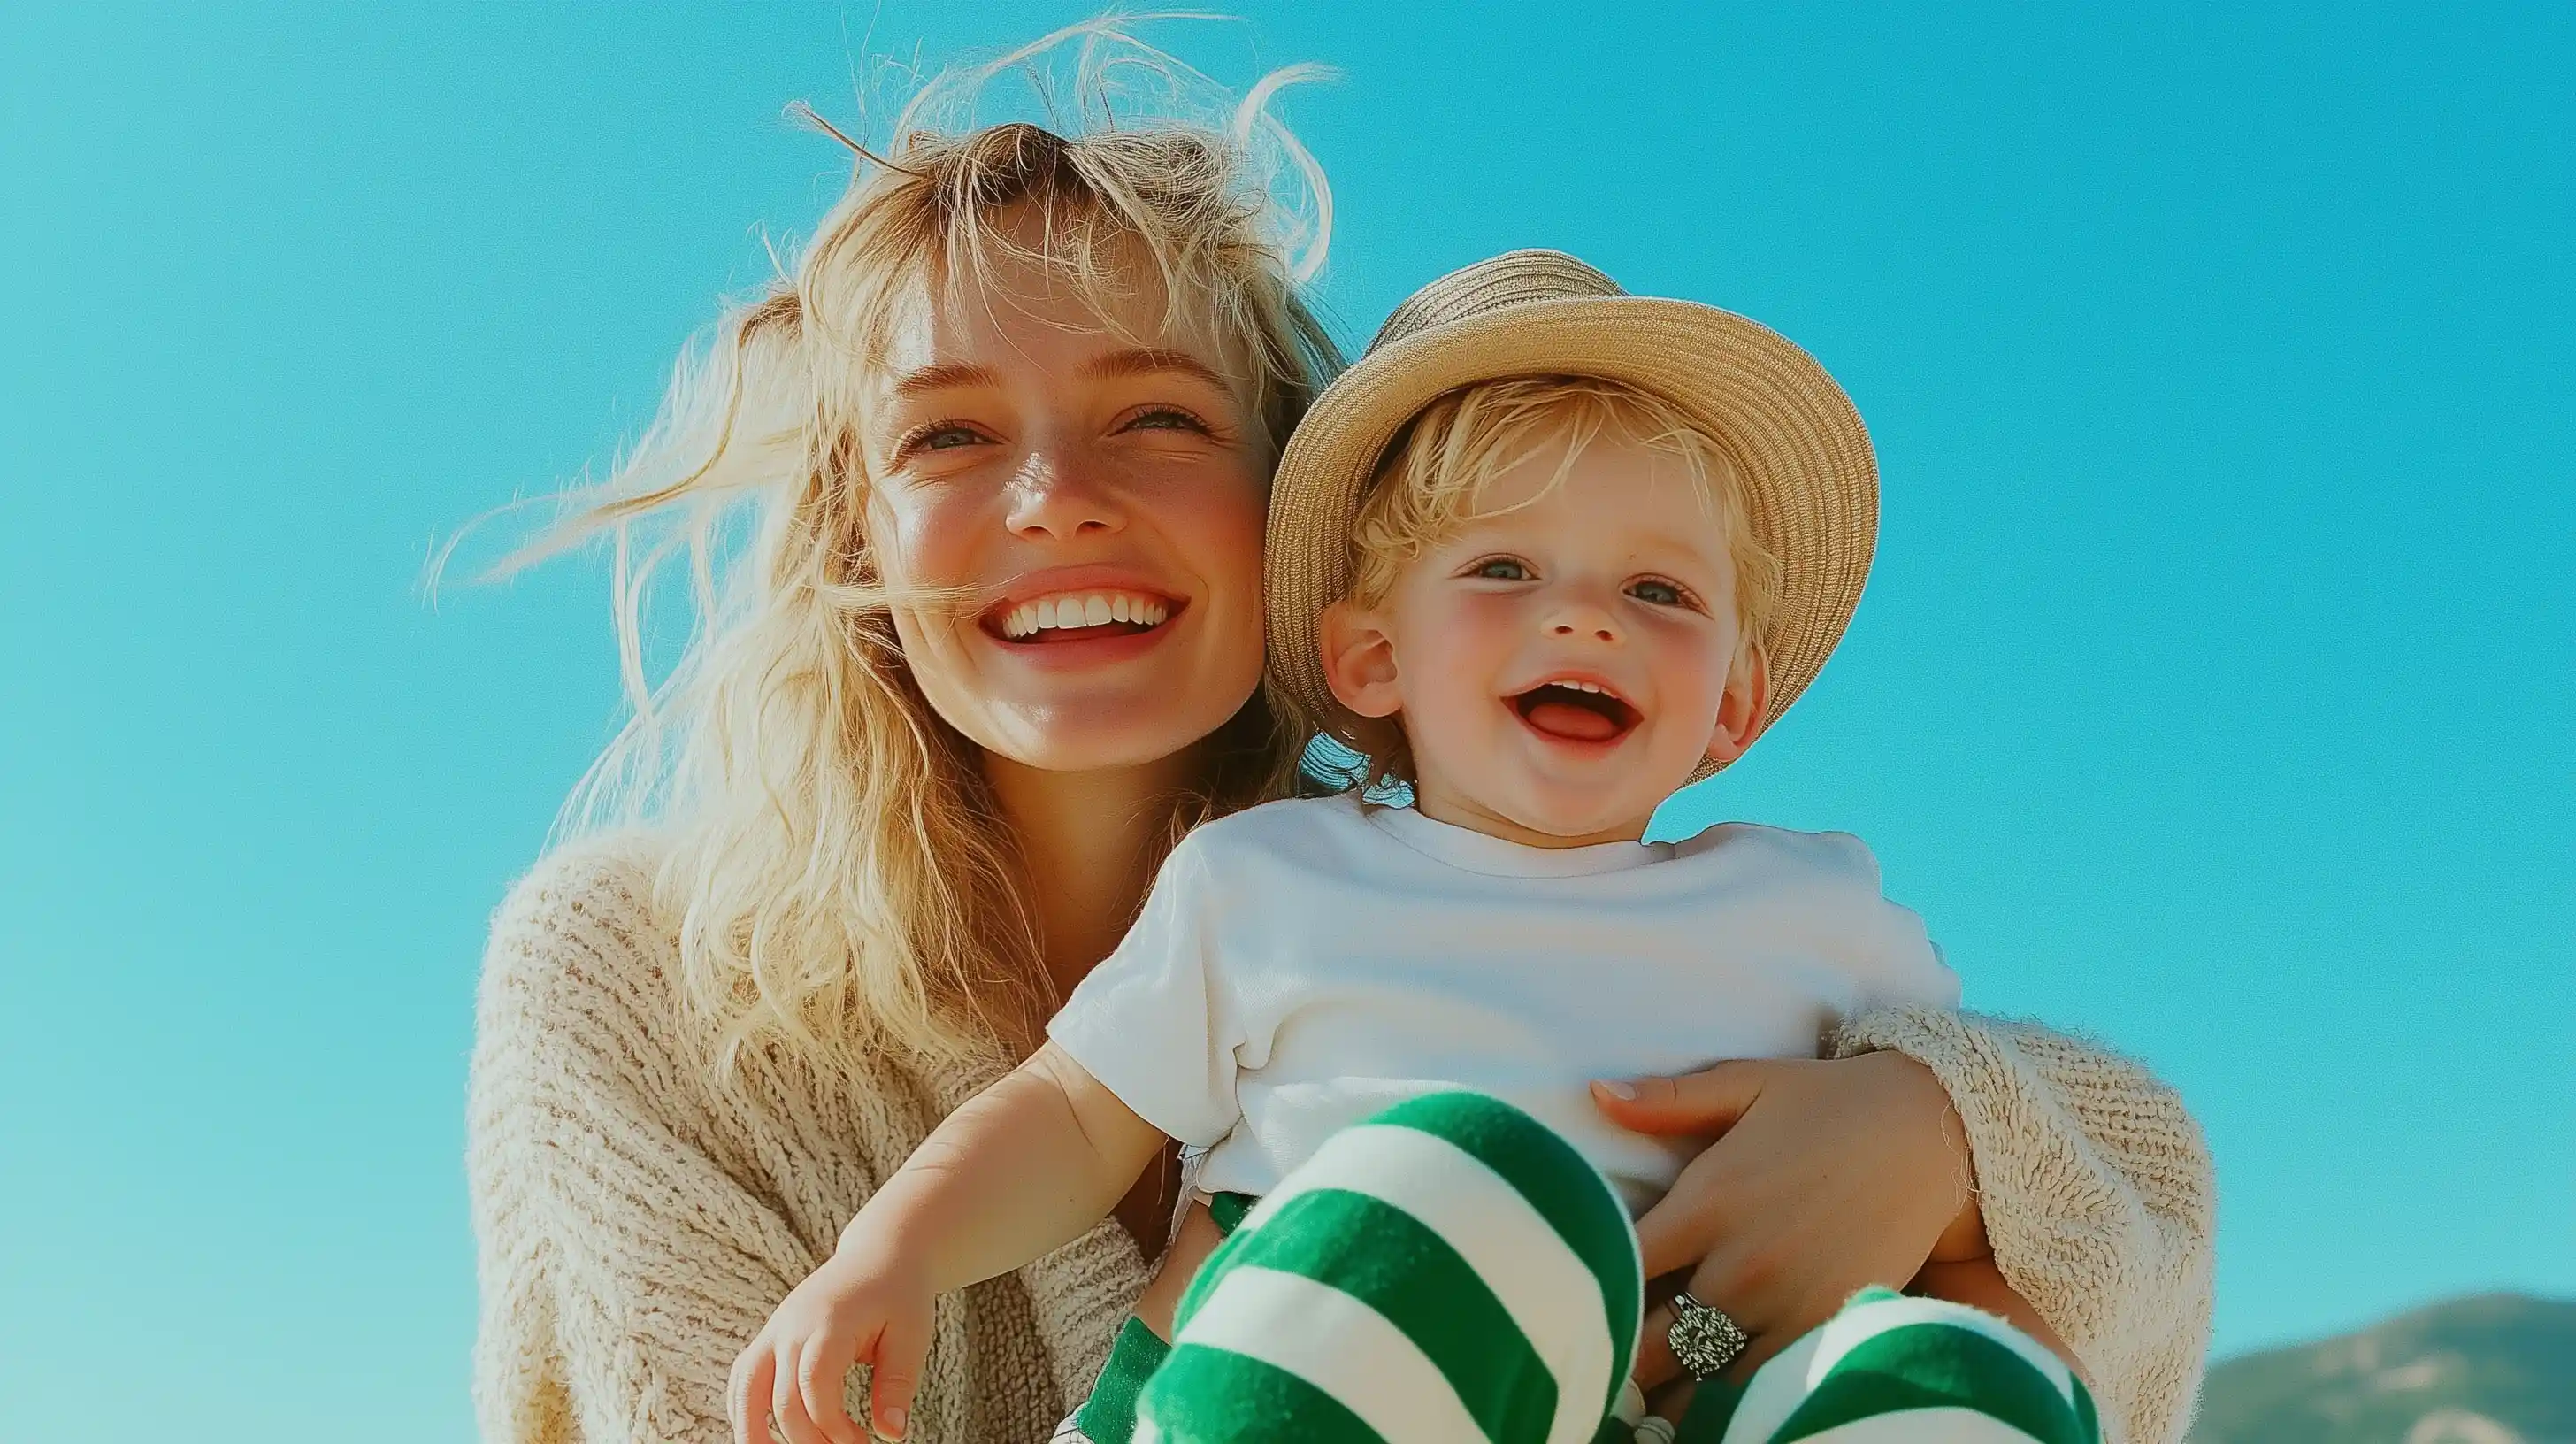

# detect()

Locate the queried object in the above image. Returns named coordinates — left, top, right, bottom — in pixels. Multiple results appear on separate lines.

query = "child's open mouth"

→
left=1509, top=680, right=1640, bottom=745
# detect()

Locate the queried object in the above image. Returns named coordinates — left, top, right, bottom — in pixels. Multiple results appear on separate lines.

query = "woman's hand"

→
left=730, top=1238, right=936, bottom=1444
left=1591, top=1050, right=1981, bottom=1387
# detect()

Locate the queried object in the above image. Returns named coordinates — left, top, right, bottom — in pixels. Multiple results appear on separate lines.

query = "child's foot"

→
left=1685, top=1287, right=2100, bottom=1443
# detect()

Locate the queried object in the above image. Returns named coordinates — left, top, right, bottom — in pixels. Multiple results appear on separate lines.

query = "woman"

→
left=467, top=28, right=2212, bottom=1444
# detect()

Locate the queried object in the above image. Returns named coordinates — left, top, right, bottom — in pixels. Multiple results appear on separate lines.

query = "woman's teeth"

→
left=1000, top=593, right=1170, bottom=640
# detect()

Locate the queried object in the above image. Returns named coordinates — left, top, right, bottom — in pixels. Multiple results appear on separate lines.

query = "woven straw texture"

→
left=1264, top=250, right=1879, bottom=780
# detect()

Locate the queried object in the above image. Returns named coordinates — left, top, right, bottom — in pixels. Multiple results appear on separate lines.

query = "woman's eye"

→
left=1116, top=405, right=1212, bottom=435
left=916, top=424, right=986, bottom=451
left=892, top=420, right=993, bottom=463
left=1628, top=578, right=1687, bottom=607
left=1472, top=557, right=1531, bottom=581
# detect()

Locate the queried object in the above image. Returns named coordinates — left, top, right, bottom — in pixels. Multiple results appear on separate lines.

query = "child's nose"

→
left=1545, top=599, right=1622, bottom=644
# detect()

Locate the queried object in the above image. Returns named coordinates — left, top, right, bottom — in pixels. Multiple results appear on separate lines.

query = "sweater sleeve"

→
left=1829, top=1007, right=2215, bottom=1444
left=466, top=844, right=832, bottom=1444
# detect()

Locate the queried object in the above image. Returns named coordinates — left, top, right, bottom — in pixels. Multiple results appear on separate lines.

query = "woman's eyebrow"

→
left=1079, top=347, right=1230, bottom=391
left=887, top=360, right=1002, bottom=397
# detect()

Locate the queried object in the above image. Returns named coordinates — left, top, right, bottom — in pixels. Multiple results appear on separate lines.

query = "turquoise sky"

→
left=3, top=4, right=2568, bottom=1440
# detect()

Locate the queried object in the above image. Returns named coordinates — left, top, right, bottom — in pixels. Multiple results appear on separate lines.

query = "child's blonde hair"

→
left=485, top=24, right=1339, bottom=1079
left=1338, top=374, right=1782, bottom=784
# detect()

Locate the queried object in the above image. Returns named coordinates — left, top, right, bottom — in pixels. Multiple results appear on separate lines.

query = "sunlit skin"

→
left=858, top=224, right=1269, bottom=1262
left=864, top=253, right=1270, bottom=784
left=733, top=263, right=2040, bottom=1444
left=862, top=225, right=1272, bottom=1002
left=1321, top=433, right=1769, bottom=848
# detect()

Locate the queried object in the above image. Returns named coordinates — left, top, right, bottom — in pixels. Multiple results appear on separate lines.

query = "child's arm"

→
left=870, top=1043, right=1167, bottom=1287
left=730, top=1043, right=1164, bottom=1444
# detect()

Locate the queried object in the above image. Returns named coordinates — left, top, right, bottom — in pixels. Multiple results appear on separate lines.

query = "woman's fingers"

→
left=1632, top=1302, right=1681, bottom=1388
left=1634, top=1278, right=1808, bottom=1397
left=797, top=1332, right=872, bottom=1444
left=1590, top=1060, right=1769, bottom=1137
left=1629, top=1138, right=1744, bottom=1279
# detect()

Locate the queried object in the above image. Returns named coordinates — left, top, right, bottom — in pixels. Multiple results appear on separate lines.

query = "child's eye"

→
left=1469, top=557, right=1532, bottom=581
left=1628, top=577, right=1690, bottom=608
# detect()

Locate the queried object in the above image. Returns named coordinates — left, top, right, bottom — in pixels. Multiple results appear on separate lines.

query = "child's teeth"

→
left=1111, top=596, right=1131, bottom=623
left=1085, top=595, right=1112, bottom=626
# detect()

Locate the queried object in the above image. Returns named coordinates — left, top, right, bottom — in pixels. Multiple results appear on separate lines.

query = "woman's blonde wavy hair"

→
left=503, top=22, right=1339, bottom=1079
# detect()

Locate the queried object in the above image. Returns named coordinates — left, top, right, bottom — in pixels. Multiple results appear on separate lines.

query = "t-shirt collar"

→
left=1362, top=800, right=1671, bottom=879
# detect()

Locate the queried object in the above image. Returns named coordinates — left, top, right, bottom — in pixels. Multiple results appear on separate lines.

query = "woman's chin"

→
left=971, top=687, right=1256, bottom=778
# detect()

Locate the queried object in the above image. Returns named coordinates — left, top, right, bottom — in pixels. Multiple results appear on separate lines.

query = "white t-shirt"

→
left=1046, top=795, right=1959, bottom=1211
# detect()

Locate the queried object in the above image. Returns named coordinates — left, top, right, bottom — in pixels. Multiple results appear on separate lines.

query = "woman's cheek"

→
left=869, top=483, right=982, bottom=591
left=1182, top=465, right=1270, bottom=577
left=867, top=485, right=993, bottom=706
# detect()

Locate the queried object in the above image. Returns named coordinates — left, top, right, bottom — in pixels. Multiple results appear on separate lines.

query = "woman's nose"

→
left=1004, top=449, right=1126, bottom=542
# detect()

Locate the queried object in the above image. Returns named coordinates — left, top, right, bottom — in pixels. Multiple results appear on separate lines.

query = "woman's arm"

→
left=470, top=845, right=1137, bottom=1444
left=469, top=849, right=822, bottom=1444
left=1837, top=1007, right=2214, bottom=1444
left=1593, top=1012, right=2212, bottom=1444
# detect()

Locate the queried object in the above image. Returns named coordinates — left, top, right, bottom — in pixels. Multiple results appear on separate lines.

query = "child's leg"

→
left=1668, top=1288, right=2099, bottom=1444
left=1056, top=1204, right=1226, bottom=1444
left=1137, top=1091, right=1643, bottom=1444
left=1101, top=1093, right=2097, bottom=1444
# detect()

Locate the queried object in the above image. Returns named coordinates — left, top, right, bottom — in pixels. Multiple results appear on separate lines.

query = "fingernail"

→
left=885, top=1407, right=907, bottom=1439
left=1594, top=1079, right=1637, bottom=1101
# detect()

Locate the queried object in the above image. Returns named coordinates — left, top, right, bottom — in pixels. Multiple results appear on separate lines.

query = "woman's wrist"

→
left=1853, top=1047, right=1986, bottom=1263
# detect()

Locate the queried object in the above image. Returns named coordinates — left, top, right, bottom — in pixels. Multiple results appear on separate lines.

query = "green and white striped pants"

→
left=1059, top=1092, right=2099, bottom=1444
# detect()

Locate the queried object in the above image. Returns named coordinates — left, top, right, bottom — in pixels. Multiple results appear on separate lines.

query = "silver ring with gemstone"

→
left=1666, top=1290, right=1750, bottom=1379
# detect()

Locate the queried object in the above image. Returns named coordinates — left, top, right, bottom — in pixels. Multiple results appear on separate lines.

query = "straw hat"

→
left=1265, top=250, right=1879, bottom=780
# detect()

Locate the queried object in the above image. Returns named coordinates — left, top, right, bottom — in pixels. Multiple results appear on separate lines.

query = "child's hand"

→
left=730, top=1239, right=934, bottom=1444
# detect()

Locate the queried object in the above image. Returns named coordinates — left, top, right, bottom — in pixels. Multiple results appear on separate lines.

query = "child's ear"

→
left=1318, top=600, right=1404, bottom=719
left=1703, top=641, right=1772, bottom=767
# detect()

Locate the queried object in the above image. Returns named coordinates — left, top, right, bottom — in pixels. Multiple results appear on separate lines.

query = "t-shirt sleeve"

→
left=1821, top=832, right=1963, bottom=1011
left=1045, top=835, right=1245, bottom=1148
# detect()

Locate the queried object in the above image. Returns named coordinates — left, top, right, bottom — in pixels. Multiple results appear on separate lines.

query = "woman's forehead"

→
left=868, top=242, right=1254, bottom=396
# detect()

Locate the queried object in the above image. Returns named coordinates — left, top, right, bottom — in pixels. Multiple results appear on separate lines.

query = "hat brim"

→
left=1264, top=296, right=1878, bottom=783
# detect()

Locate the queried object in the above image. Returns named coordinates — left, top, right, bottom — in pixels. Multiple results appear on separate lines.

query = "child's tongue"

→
left=1522, top=699, right=1624, bottom=742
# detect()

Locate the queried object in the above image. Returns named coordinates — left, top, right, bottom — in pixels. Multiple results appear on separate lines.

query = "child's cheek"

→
left=1642, top=616, right=1734, bottom=718
left=1402, top=591, right=1519, bottom=718
left=1459, top=592, right=1542, bottom=675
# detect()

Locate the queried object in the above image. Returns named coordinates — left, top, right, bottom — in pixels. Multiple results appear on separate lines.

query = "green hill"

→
left=2191, top=1294, right=2576, bottom=1444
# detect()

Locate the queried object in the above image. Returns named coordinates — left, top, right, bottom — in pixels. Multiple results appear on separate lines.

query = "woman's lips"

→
left=992, top=588, right=1176, bottom=641
left=975, top=583, right=1189, bottom=669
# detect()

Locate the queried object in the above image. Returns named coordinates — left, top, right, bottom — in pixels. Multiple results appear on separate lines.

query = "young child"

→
left=735, top=252, right=2094, bottom=1444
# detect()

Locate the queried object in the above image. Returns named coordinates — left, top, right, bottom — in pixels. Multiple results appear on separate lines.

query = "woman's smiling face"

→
left=862, top=234, right=1272, bottom=775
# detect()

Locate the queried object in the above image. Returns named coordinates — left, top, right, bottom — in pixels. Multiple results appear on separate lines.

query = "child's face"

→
left=1321, top=433, right=1767, bottom=847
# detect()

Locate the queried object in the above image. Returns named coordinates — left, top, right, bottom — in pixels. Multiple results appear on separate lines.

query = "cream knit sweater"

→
left=468, top=838, right=2213, bottom=1444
